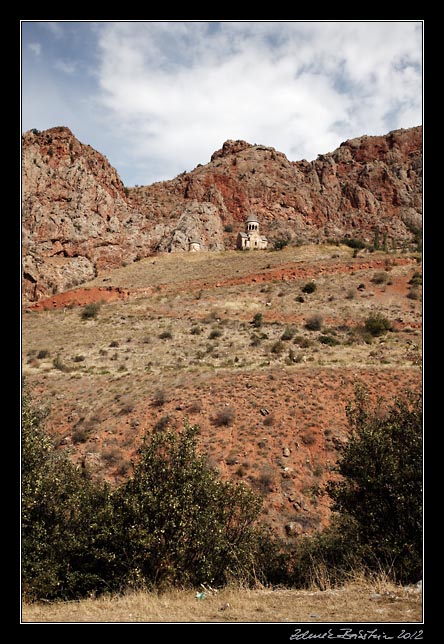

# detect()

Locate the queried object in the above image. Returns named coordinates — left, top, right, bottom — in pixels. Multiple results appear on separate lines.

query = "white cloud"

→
left=21, top=21, right=422, bottom=186
left=28, top=42, right=41, bottom=57
left=54, top=59, right=77, bottom=74
left=94, top=21, right=422, bottom=185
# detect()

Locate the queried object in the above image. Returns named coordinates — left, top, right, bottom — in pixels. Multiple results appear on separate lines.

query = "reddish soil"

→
left=27, top=286, right=130, bottom=311
left=29, top=366, right=421, bottom=538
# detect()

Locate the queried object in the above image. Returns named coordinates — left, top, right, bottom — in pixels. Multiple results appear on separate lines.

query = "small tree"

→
left=22, top=390, right=114, bottom=600
left=112, top=424, right=262, bottom=588
left=281, top=325, right=297, bottom=341
left=273, top=238, right=289, bottom=251
left=326, top=387, right=422, bottom=583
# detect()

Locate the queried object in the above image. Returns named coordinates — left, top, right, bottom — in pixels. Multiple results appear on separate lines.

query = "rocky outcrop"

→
left=22, top=125, right=422, bottom=303
left=22, top=127, right=157, bottom=301
left=131, top=126, right=422, bottom=249
left=156, top=201, right=225, bottom=252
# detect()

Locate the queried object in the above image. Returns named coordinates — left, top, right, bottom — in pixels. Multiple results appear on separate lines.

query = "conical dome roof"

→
left=246, top=213, right=259, bottom=223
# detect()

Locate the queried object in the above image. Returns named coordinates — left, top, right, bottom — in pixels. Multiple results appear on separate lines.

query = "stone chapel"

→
left=236, top=213, right=268, bottom=250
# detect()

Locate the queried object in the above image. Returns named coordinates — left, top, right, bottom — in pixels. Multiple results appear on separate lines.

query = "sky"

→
left=21, top=20, right=423, bottom=187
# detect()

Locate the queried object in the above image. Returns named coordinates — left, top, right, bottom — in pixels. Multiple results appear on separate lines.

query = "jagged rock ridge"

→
left=22, top=125, right=422, bottom=302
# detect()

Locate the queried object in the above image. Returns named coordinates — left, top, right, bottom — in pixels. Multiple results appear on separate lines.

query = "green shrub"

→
left=37, top=349, right=50, bottom=359
left=409, top=271, right=422, bottom=287
left=113, top=423, right=261, bottom=588
left=293, top=336, right=312, bottom=348
left=22, top=392, right=263, bottom=599
left=364, top=312, right=392, bottom=337
left=209, top=328, right=222, bottom=340
left=273, top=238, right=289, bottom=251
left=371, top=271, right=389, bottom=284
left=153, top=388, right=167, bottom=407
left=341, top=238, right=366, bottom=250
left=81, top=302, right=101, bottom=320
left=319, top=334, right=340, bottom=346
left=252, top=312, right=263, bottom=328
left=22, top=390, right=113, bottom=601
left=159, top=330, right=173, bottom=340
left=288, top=388, right=422, bottom=589
left=347, top=326, right=374, bottom=345
left=305, top=315, right=323, bottom=331
left=301, top=282, right=316, bottom=294
left=326, top=387, right=422, bottom=584
left=289, top=516, right=362, bottom=589
left=213, top=407, right=236, bottom=426
left=407, top=287, right=421, bottom=300
left=72, top=428, right=90, bottom=444
left=52, top=355, right=70, bottom=372
left=271, top=340, right=285, bottom=355
left=281, top=325, right=297, bottom=341
left=190, top=325, right=202, bottom=335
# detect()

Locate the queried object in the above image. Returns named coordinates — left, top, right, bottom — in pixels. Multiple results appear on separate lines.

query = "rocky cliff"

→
left=22, top=125, right=422, bottom=302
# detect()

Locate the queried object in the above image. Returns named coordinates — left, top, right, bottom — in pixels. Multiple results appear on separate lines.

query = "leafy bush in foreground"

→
left=290, top=387, right=422, bottom=587
left=22, top=385, right=422, bottom=599
left=112, top=424, right=262, bottom=589
left=21, top=391, right=114, bottom=600
left=326, top=387, right=422, bottom=584
left=22, top=392, right=262, bottom=599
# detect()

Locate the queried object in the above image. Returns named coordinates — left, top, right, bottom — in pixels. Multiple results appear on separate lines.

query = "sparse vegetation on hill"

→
left=22, top=250, right=422, bottom=532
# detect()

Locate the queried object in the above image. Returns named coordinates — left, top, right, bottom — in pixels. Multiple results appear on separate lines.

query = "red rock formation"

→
left=131, top=127, right=422, bottom=248
left=22, top=127, right=159, bottom=301
left=22, top=126, right=422, bottom=302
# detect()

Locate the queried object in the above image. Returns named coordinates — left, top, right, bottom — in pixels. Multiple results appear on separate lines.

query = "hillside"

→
left=22, top=125, right=422, bottom=303
left=22, top=244, right=422, bottom=539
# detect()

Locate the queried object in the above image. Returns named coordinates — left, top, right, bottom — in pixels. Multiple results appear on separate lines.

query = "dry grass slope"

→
left=21, top=244, right=422, bottom=536
left=22, top=579, right=422, bottom=623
